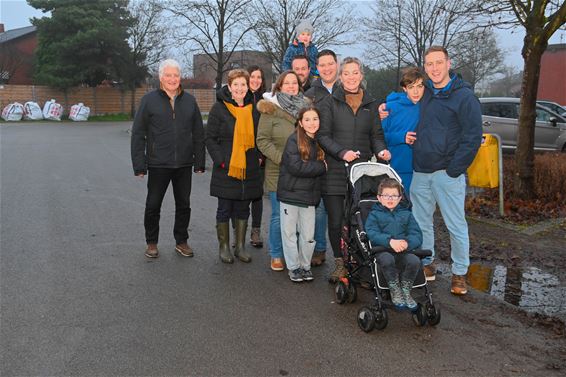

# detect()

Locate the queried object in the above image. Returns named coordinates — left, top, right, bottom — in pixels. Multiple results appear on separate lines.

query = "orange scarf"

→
left=224, top=102, right=255, bottom=180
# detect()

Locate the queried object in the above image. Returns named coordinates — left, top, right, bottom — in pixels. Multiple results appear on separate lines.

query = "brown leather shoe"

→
left=175, top=242, right=194, bottom=257
left=270, top=258, right=284, bottom=271
left=423, top=263, right=436, bottom=281
left=145, top=243, right=159, bottom=258
left=250, top=227, right=263, bottom=248
left=451, top=274, right=468, bottom=295
left=311, top=251, right=326, bottom=267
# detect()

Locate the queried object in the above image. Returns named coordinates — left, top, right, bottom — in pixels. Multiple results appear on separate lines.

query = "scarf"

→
left=224, top=102, right=255, bottom=180
left=276, top=92, right=309, bottom=118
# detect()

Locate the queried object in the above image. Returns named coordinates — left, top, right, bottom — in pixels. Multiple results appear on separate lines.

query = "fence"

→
left=0, top=85, right=216, bottom=116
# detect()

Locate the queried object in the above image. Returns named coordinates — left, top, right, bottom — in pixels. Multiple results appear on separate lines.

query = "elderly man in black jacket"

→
left=131, top=58, right=205, bottom=259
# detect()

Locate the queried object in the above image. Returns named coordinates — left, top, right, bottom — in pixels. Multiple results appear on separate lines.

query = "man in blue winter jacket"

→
left=410, top=46, right=482, bottom=295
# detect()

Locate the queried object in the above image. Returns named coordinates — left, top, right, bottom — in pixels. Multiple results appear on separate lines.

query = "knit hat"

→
left=295, top=19, right=314, bottom=36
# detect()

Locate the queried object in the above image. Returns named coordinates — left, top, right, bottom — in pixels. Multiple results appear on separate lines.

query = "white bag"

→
left=69, top=103, right=90, bottom=121
left=23, top=101, right=44, bottom=120
left=1, top=102, right=24, bottom=121
left=43, top=99, right=63, bottom=121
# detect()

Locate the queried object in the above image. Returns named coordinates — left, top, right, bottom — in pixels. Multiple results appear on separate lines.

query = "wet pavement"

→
left=2, top=122, right=565, bottom=376
left=437, top=262, right=566, bottom=321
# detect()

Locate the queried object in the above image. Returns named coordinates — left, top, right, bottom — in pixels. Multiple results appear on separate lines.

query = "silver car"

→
left=479, top=97, right=566, bottom=152
left=537, top=100, right=566, bottom=117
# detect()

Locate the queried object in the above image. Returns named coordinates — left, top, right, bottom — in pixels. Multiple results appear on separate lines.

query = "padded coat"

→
left=205, top=85, right=263, bottom=200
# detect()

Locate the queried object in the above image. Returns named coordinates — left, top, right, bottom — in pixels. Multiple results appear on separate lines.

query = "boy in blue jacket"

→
left=282, top=19, right=319, bottom=77
left=365, top=178, right=423, bottom=310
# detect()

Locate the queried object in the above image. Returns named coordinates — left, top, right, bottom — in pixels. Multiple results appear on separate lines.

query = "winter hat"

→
left=295, top=19, right=314, bottom=36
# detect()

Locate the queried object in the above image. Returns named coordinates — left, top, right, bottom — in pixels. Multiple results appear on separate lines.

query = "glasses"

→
left=379, top=194, right=402, bottom=200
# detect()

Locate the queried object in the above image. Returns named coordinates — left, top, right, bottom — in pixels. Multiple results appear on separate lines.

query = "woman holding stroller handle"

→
left=278, top=106, right=327, bottom=282
left=205, top=69, right=263, bottom=264
left=365, top=178, right=423, bottom=310
left=317, top=56, right=391, bottom=283
left=257, top=71, right=311, bottom=271
left=381, top=67, right=425, bottom=194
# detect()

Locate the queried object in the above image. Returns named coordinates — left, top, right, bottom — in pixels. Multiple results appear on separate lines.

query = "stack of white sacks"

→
left=2, top=99, right=91, bottom=121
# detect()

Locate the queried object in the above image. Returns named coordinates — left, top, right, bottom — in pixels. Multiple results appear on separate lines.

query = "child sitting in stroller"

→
left=365, top=178, right=423, bottom=310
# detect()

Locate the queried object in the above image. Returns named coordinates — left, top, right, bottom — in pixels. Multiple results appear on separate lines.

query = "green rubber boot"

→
left=234, top=219, right=252, bottom=263
left=216, top=222, right=234, bottom=264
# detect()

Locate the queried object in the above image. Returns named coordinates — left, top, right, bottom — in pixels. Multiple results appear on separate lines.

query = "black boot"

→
left=216, top=222, right=233, bottom=263
left=234, top=219, right=252, bottom=263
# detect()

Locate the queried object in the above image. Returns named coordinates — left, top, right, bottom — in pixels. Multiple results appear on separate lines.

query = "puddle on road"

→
left=437, top=263, right=566, bottom=321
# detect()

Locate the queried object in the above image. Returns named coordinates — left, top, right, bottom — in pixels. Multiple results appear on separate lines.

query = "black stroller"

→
left=333, top=162, right=441, bottom=332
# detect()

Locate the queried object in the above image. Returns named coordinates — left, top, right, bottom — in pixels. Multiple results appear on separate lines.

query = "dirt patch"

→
left=432, top=212, right=566, bottom=334
left=434, top=214, right=566, bottom=278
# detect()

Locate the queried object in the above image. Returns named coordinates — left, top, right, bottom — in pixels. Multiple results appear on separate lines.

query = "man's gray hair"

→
left=159, top=59, right=181, bottom=78
left=339, top=57, right=363, bottom=76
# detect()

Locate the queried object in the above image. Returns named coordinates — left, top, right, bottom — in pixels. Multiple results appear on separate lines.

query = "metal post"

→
left=492, top=133, right=505, bottom=217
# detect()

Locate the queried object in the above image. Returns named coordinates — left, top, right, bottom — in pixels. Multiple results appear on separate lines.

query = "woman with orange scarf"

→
left=206, top=69, right=263, bottom=264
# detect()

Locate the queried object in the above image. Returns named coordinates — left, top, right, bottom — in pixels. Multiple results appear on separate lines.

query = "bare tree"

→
left=362, top=0, right=483, bottom=69
left=0, top=43, right=25, bottom=84
left=166, top=0, right=255, bottom=88
left=451, top=28, right=505, bottom=90
left=248, top=0, right=356, bottom=74
left=478, top=0, right=566, bottom=198
left=122, top=0, right=169, bottom=115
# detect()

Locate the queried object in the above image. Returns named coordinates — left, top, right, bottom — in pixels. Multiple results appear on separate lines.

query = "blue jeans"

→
left=410, top=170, right=469, bottom=275
left=268, top=191, right=283, bottom=258
left=314, top=199, right=327, bottom=253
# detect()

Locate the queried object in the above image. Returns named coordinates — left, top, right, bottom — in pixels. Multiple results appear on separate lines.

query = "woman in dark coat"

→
left=246, top=65, right=266, bottom=248
left=317, top=57, right=391, bottom=282
left=206, top=69, right=263, bottom=263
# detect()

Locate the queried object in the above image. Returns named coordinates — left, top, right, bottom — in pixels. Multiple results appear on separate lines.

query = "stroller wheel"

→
left=426, top=303, right=441, bottom=326
left=374, top=307, right=388, bottom=330
left=335, top=281, right=348, bottom=304
left=347, top=283, right=357, bottom=304
left=357, top=306, right=376, bottom=333
left=412, top=304, right=428, bottom=327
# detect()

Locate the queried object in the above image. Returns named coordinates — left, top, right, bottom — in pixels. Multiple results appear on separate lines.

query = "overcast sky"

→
left=2, top=0, right=565, bottom=71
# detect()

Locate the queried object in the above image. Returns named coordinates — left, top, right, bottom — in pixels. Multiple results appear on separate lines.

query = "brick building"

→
left=193, top=50, right=274, bottom=88
left=538, top=43, right=566, bottom=105
left=0, top=24, right=37, bottom=85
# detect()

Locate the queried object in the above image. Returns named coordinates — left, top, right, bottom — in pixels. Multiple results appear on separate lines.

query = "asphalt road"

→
left=0, top=122, right=561, bottom=376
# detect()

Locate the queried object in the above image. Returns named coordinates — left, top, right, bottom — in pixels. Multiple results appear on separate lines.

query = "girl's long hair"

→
left=296, top=106, right=325, bottom=162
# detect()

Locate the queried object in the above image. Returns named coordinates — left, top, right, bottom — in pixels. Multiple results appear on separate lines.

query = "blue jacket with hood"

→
left=412, top=74, right=482, bottom=177
left=382, top=92, right=420, bottom=186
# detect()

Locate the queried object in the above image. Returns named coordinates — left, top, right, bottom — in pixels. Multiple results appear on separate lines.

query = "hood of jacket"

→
left=385, top=91, right=420, bottom=115
left=216, top=84, right=254, bottom=106
left=425, top=73, right=471, bottom=98
left=256, top=93, right=297, bottom=124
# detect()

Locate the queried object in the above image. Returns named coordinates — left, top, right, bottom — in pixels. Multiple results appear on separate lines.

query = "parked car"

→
left=479, top=97, right=566, bottom=152
left=537, top=100, right=566, bottom=117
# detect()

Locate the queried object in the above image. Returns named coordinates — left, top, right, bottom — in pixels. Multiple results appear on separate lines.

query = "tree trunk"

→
left=514, top=37, right=546, bottom=199
left=216, top=58, right=223, bottom=89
